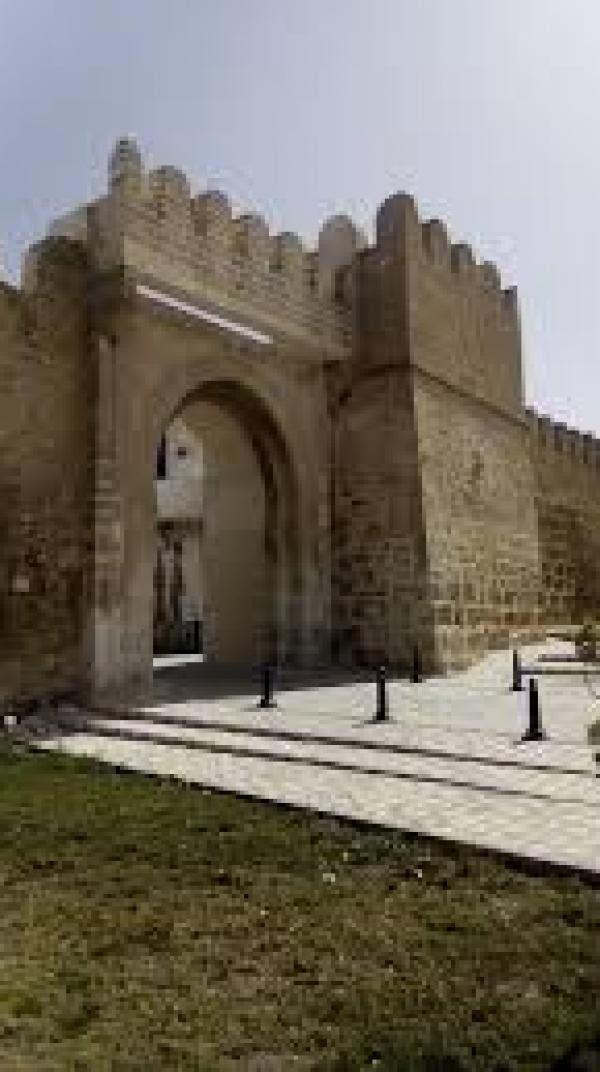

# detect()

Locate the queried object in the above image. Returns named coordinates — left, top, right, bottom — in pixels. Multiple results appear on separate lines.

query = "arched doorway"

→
left=152, top=379, right=301, bottom=676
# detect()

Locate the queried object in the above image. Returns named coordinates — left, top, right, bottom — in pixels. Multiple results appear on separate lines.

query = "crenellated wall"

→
left=47, top=138, right=360, bottom=362
left=2, top=135, right=599, bottom=708
left=358, top=192, right=522, bottom=413
left=527, top=409, right=600, bottom=625
left=334, top=191, right=542, bottom=672
left=392, top=192, right=540, bottom=668
left=0, top=239, right=93, bottom=710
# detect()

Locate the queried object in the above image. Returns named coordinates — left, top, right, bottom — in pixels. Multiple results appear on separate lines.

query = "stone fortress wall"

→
left=527, top=409, right=600, bottom=626
left=402, top=197, right=541, bottom=670
left=333, top=193, right=541, bottom=671
left=0, top=241, right=92, bottom=709
left=1, top=137, right=599, bottom=708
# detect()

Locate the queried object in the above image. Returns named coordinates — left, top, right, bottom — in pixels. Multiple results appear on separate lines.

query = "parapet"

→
left=526, top=407, right=600, bottom=468
left=373, top=189, right=518, bottom=318
left=479, top=261, right=501, bottom=291
left=421, top=219, right=450, bottom=265
left=82, top=138, right=361, bottom=357
left=375, top=193, right=420, bottom=249
left=318, top=215, right=366, bottom=301
left=109, top=136, right=144, bottom=196
left=191, top=190, right=232, bottom=257
left=0, top=238, right=9, bottom=284
left=45, top=138, right=529, bottom=362
left=450, top=242, right=474, bottom=275
left=0, top=272, right=24, bottom=338
left=22, top=235, right=89, bottom=295
left=271, top=231, right=305, bottom=279
left=234, top=214, right=270, bottom=268
left=149, top=166, right=191, bottom=206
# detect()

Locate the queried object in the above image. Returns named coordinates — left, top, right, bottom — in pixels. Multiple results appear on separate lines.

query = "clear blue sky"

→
left=1, top=0, right=598, bottom=432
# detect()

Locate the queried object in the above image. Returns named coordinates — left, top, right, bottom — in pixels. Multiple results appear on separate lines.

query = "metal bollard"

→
left=411, top=645, right=421, bottom=685
left=375, top=665, right=388, bottom=722
left=512, top=648, right=523, bottom=692
left=259, top=663, right=276, bottom=709
left=522, top=677, right=546, bottom=741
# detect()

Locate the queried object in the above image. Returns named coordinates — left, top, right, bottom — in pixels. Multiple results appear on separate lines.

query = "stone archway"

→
left=155, top=378, right=302, bottom=670
left=87, top=290, right=331, bottom=702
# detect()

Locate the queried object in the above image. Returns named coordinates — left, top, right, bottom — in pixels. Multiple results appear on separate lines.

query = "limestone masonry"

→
left=1, top=137, right=599, bottom=709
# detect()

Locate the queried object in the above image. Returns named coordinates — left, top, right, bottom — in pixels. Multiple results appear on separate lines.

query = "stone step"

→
left=64, top=698, right=596, bottom=774
left=35, top=710, right=600, bottom=806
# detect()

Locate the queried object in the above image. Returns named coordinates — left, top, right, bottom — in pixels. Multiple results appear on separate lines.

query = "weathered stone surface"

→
left=0, top=240, right=92, bottom=709
left=0, top=137, right=598, bottom=707
left=528, top=410, right=600, bottom=626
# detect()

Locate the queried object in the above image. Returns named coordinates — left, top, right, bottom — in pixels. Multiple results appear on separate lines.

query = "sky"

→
left=0, top=0, right=598, bottom=433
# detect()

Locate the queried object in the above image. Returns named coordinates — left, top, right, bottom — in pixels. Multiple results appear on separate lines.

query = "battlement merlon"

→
left=41, top=137, right=356, bottom=362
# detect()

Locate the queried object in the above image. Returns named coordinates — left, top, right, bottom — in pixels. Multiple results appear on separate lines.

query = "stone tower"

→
left=332, top=194, right=540, bottom=671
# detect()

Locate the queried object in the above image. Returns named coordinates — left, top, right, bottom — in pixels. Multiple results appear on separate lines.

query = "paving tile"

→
left=32, top=642, right=600, bottom=875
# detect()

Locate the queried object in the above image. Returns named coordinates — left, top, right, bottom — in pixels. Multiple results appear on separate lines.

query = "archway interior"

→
left=152, top=382, right=299, bottom=679
left=153, top=413, right=206, bottom=665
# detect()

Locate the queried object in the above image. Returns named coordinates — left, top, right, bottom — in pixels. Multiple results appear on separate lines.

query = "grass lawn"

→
left=0, top=741, right=598, bottom=1071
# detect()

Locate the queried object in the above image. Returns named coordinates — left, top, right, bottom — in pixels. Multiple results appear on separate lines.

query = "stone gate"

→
left=1, top=137, right=599, bottom=709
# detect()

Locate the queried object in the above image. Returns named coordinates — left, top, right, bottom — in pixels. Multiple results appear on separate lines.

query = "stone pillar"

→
left=85, top=333, right=125, bottom=700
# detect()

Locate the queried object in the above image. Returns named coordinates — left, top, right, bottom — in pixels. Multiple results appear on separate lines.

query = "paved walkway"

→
left=28, top=642, right=600, bottom=875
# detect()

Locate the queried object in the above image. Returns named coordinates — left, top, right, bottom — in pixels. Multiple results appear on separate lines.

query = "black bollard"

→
left=512, top=648, right=523, bottom=692
left=375, top=665, right=388, bottom=722
left=522, top=677, right=545, bottom=741
left=259, top=663, right=276, bottom=709
left=411, top=645, right=421, bottom=685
